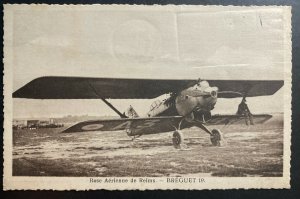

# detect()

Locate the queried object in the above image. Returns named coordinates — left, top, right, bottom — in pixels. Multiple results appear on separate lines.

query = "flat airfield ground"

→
left=13, top=114, right=283, bottom=177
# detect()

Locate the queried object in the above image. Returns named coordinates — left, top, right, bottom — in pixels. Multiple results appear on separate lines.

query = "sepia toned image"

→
left=3, top=5, right=291, bottom=190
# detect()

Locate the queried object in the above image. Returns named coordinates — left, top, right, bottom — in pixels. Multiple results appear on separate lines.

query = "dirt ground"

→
left=13, top=114, right=283, bottom=177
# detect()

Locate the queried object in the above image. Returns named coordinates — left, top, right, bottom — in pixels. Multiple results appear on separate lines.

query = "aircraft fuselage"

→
left=146, top=81, right=218, bottom=122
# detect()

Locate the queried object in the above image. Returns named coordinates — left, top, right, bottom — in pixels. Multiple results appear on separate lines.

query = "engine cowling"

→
left=175, top=81, right=218, bottom=118
left=175, top=95, right=203, bottom=116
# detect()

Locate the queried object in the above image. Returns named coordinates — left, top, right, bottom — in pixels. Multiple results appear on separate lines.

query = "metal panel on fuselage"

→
left=147, top=103, right=178, bottom=117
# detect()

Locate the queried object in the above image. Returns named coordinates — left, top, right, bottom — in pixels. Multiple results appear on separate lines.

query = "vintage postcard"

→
left=3, top=4, right=291, bottom=190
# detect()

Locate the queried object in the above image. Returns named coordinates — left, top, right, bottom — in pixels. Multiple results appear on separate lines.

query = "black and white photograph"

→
left=3, top=4, right=291, bottom=190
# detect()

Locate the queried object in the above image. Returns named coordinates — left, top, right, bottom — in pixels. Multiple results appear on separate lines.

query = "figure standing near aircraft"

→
left=237, top=97, right=254, bottom=125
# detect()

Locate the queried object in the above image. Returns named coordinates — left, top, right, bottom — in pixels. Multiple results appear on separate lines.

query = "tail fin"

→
left=126, top=105, right=139, bottom=118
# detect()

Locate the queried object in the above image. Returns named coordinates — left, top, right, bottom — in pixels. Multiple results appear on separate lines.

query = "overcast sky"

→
left=7, top=5, right=288, bottom=118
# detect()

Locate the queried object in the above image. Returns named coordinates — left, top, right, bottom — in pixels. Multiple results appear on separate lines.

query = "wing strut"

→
left=101, top=98, right=127, bottom=118
left=88, top=81, right=128, bottom=118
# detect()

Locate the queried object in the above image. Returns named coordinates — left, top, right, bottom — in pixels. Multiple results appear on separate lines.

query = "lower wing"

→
left=63, top=116, right=184, bottom=135
left=206, top=114, right=272, bottom=125
left=63, top=114, right=272, bottom=135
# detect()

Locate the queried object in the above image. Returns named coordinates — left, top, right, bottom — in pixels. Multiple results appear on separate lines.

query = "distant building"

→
left=27, top=120, right=39, bottom=128
left=13, top=120, right=27, bottom=129
left=38, top=119, right=54, bottom=127
left=13, top=118, right=60, bottom=129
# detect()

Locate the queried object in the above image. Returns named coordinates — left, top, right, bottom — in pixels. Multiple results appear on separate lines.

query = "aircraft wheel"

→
left=210, top=129, right=222, bottom=146
left=172, top=131, right=184, bottom=149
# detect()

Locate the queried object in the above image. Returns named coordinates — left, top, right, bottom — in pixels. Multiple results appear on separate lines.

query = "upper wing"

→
left=13, top=76, right=192, bottom=99
left=209, top=80, right=284, bottom=98
left=13, top=76, right=283, bottom=99
left=63, top=116, right=184, bottom=135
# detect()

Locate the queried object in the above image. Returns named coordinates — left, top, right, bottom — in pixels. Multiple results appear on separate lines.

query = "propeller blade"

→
left=186, top=92, right=211, bottom=97
left=218, top=91, right=243, bottom=98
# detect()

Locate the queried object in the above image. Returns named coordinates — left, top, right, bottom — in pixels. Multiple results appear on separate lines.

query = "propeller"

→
left=218, top=91, right=243, bottom=98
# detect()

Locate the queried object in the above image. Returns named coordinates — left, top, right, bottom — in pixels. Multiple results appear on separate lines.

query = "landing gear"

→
left=198, top=123, right=224, bottom=146
left=172, top=130, right=184, bottom=149
left=210, top=129, right=222, bottom=146
left=171, top=119, right=187, bottom=149
left=131, top=134, right=142, bottom=141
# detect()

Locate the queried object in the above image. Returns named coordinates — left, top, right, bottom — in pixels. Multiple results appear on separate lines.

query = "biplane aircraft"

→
left=13, top=76, right=283, bottom=148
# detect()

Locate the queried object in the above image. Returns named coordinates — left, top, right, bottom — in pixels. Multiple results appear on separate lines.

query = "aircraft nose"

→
left=208, top=87, right=218, bottom=98
left=211, top=90, right=217, bottom=98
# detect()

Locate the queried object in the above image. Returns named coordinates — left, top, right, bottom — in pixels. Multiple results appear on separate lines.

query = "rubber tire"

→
left=210, top=129, right=222, bottom=146
left=172, top=131, right=184, bottom=149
